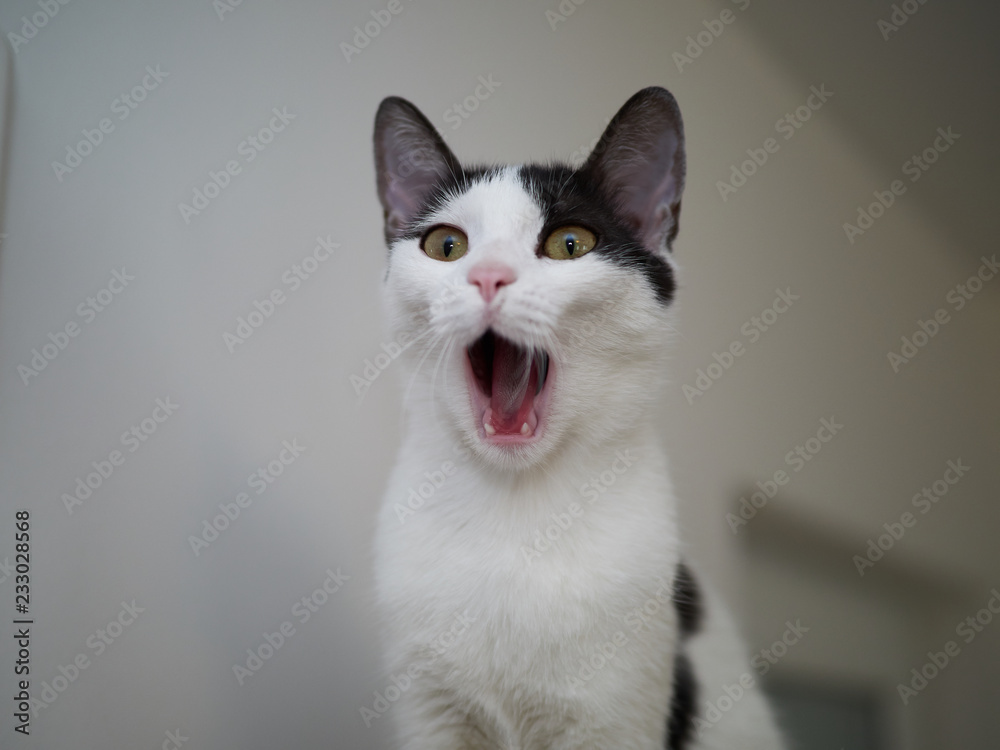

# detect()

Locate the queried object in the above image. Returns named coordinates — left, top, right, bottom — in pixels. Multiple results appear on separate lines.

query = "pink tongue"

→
left=491, top=338, right=536, bottom=431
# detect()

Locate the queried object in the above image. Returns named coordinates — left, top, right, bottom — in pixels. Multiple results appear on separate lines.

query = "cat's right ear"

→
left=581, top=87, right=686, bottom=256
left=373, top=96, right=461, bottom=246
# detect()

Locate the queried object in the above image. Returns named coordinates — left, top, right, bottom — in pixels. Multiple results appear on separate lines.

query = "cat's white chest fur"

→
left=375, top=435, right=681, bottom=749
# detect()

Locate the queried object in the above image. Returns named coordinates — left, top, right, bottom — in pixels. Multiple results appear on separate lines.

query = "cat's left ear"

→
left=374, top=96, right=461, bottom=246
left=581, top=87, right=686, bottom=255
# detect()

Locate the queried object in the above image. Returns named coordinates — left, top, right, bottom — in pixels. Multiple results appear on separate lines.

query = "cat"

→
left=370, top=87, right=785, bottom=749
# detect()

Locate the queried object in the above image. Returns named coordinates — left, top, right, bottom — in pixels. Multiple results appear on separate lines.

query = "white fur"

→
left=374, top=169, right=783, bottom=749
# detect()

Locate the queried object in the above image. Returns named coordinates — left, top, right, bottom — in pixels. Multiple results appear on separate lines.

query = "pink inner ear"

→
left=636, top=172, right=677, bottom=248
left=381, top=154, right=444, bottom=236
left=611, top=141, right=679, bottom=252
left=375, top=97, right=462, bottom=240
left=582, top=89, right=685, bottom=255
left=386, top=176, right=420, bottom=225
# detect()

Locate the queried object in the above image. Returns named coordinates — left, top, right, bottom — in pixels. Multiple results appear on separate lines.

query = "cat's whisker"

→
left=368, top=322, right=442, bottom=410
left=661, top=319, right=685, bottom=342
left=409, top=323, right=442, bottom=346
left=441, top=336, right=459, bottom=399
left=401, top=330, right=446, bottom=414
left=429, top=333, right=456, bottom=413
left=554, top=166, right=575, bottom=197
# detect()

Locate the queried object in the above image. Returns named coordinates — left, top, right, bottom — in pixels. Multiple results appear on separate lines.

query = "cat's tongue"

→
left=490, top=337, right=537, bottom=433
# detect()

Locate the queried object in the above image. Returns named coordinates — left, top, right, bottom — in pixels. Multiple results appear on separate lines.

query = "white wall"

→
left=0, top=1, right=994, bottom=748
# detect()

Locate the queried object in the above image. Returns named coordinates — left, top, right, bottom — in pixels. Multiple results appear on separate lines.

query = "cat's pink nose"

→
left=468, top=263, right=516, bottom=303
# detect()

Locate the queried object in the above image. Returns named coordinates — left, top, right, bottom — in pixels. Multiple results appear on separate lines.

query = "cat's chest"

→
left=384, top=528, right=654, bottom=687
left=374, top=453, right=679, bottom=745
left=384, top=510, right=621, bottom=618
left=377, top=470, right=677, bottom=649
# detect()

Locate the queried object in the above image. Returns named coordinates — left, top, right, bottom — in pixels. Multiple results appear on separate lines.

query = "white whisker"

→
left=429, top=333, right=456, bottom=414
left=401, top=330, right=445, bottom=415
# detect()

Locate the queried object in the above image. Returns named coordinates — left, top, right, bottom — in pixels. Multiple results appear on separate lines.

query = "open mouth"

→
left=465, top=330, right=551, bottom=442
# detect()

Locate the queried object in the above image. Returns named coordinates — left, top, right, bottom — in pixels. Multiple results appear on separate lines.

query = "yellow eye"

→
left=542, top=226, right=597, bottom=260
left=422, top=225, right=469, bottom=261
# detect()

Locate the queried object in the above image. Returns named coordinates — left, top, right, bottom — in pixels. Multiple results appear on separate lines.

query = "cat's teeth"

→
left=520, top=422, right=530, bottom=436
left=484, top=418, right=496, bottom=436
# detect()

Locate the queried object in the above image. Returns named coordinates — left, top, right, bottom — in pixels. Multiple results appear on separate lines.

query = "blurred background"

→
left=0, top=1, right=996, bottom=748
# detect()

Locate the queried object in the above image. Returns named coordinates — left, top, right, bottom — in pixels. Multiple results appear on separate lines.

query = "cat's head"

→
left=373, top=87, right=685, bottom=471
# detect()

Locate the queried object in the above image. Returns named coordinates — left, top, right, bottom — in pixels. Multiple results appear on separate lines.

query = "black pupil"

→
left=443, top=236, right=454, bottom=257
left=565, top=234, right=577, bottom=255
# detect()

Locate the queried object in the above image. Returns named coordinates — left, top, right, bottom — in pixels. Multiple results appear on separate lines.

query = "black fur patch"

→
left=672, top=562, right=703, bottom=639
left=393, top=163, right=676, bottom=305
left=520, top=164, right=675, bottom=305
left=666, top=651, right=697, bottom=749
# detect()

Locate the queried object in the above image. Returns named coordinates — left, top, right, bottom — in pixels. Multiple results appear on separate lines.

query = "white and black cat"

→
left=370, top=87, right=785, bottom=749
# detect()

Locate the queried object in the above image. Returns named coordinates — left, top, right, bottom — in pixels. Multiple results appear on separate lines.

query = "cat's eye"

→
left=542, top=226, right=597, bottom=260
left=422, top=225, right=469, bottom=262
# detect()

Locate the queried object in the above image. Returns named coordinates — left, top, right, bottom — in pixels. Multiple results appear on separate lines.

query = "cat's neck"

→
left=396, top=412, right=670, bottom=527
